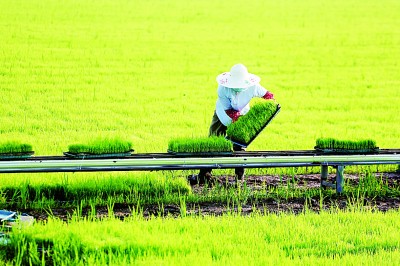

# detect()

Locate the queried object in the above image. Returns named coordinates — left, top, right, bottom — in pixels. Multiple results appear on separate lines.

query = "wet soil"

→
left=24, top=172, right=400, bottom=222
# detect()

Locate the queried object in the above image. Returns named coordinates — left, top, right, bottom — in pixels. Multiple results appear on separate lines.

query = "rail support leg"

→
left=320, top=165, right=328, bottom=189
left=335, top=165, right=345, bottom=193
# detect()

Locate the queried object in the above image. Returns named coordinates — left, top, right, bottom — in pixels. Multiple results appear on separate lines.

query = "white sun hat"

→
left=216, top=63, right=260, bottom=89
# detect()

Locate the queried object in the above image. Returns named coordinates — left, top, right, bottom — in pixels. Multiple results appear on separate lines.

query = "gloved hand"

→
left=262, top=91, right=274, bottom=100
left=225, top=109, right=241, bottom=122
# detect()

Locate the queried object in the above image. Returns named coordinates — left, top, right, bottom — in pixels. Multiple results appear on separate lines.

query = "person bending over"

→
left=188, top=63, right=275, bottom=186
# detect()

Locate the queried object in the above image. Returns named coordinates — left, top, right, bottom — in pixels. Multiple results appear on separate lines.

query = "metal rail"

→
left=0, top=153, right=398, bottom=172
left=1, top=150, right=399, bottom=193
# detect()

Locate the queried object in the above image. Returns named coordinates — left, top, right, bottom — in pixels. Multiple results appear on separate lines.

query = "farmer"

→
left=188, top=63, right=275, bottom=186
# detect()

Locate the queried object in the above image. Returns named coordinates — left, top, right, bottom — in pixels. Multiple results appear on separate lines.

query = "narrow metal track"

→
left=0, top=149, right=399, bottom=193
left=0, top=149, right=398, bottom=173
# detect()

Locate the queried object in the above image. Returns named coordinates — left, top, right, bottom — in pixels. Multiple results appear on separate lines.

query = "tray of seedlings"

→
left=168, top=136, right=233, bottom=157
left=225, top=101, right=280, bottom=148
left=314, top=138, right=379, bottom=154
left=0, top=141, right=34, bottom=160
left=64, top=137, right=134, bottom=159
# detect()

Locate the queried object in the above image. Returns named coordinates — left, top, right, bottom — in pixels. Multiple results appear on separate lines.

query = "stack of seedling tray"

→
left=314, top=138, right=379, bottom=154
left=226, top=101, right=281, bottom=148
left=64, top=137, right=134, bottom=158
left=0, top=210, right=33, bottom=228
left=168, top=136, right=233, bottom=156
left=0, top=141, right=34, bottom=160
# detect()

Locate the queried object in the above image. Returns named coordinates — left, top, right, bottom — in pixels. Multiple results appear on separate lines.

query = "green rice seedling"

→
left=0, top=141, right=33, bottom=154
left=315, top=138, right=377, bottom=150
left=0, top=173, right=191, bottom=210
left=226, top=101, right=279, bottom=145
left=168, top=136, right=233, bottom=153
left=5, top=209, right=400, bottom=265
left=68, top=137, right=133, bottom=155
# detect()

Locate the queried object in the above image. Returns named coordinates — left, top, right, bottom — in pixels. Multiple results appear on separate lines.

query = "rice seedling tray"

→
left=314, top=147, right=380, bottom=154
left=1, top=210, right=34, bottom=231
left=226, top=104, right=281, bottom=148
left=167, top=150, right=233, bottom=157
left=167, top=136, right=233, bottom=155
left=0, top=151, right=34, bottom=160
left=63, top=150, right=134, bottom=159
left=0, top=210, right=17, bottom=223
left=314, top=138, right=379, bottom=154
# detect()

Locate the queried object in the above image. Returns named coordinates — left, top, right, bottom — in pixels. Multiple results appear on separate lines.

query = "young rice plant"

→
left=0, top=141, right=33, bottom=154
left=315, top=138, right=377, bottom=150
left=226, top=101, right=279, bottom=145
left=68, top=137, right=133, bottom=155
left=168, top=136, right=233, bottom=153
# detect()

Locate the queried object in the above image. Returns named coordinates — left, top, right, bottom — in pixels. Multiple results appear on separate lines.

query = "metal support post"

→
left=320, top=165, right=328, bottom=189
left=335, top=165, right=345, bottom=193
left=320, top=164, right=335, bottom=189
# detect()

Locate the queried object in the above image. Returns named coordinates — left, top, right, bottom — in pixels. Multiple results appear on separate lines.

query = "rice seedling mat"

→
left=226, top=103, right=281, bottom=148
left=314, top=147, right=380, bottom=154
left=314, top=138, right=379, bottom=154
left=0, top=141, right=34, bottom=159
left=167, top=136, right=233, bottom=155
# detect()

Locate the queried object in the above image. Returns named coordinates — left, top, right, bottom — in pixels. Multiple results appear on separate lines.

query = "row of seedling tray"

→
left=0, top=101, right=382, bottom=158
left=0, top=138, right=134, bottom=159
left=0, top=137, right=382, bottom=159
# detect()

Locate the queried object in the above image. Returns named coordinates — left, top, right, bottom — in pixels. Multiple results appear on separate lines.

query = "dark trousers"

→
left=199, top=111, right=245, bottom=178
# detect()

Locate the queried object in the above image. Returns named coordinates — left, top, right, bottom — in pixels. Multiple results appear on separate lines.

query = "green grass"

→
left=2, top=169, right=398, bottom=213
left=168, top=136, right=233, bottom=153
left=315, top=138, right=377, bottom=150
left=226, top=101, right=279, bottom=145
left=68, top=137, right=133, bottom=155
left=1, top=0, right=399, bottom=154
left=0, top=173, right=191, bottom=210
left=0, top=141, right=33, bottom=154
left=4, top=209, right=400, bottom=265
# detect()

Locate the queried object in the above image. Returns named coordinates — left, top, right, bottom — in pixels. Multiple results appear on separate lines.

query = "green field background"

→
left=1, top=1, right=400, bottom=264
left=1, top=0, right=399, bottom=155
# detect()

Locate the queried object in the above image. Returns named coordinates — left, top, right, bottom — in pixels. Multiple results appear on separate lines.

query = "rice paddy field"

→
left=1, top=0, right=400, bottom=264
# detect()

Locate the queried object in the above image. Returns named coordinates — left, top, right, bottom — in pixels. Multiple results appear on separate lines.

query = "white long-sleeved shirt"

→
left=215, top=84, right=268, bottom=126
